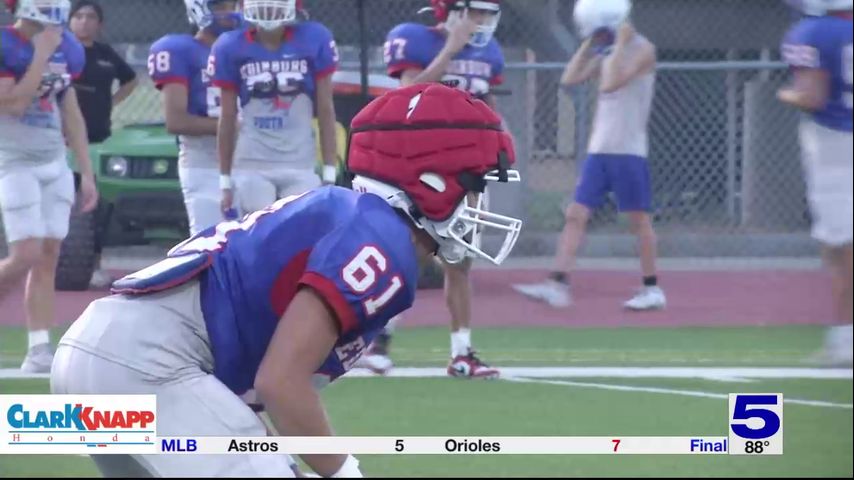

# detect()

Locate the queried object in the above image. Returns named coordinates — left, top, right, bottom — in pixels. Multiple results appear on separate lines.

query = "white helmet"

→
left=573, top=0, right=632, bottom=39
left=347, top=84, right=523, bottom=266
left=13, top=0, right=71, bottom=25
left=242, top=0, right=299, bottom=31
left=184, top=0, right=242, bottom=34
left=784, top=0, right=852, bottom=15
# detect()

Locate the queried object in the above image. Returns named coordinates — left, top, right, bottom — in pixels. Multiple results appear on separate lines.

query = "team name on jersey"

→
left=240, top=59, right=309, bottom=79
left=446, top=59, right=492, bottom=78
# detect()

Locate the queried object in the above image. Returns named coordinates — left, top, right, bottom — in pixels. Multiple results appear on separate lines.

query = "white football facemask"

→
left=242, top=0, right=297, bottom=30
left=15, top=0, right=71, bottom=25
left=351, top=170, right=522, bottom=266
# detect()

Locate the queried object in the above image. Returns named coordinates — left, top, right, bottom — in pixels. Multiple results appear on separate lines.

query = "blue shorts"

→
left=573, top=153, right=652, bottom=212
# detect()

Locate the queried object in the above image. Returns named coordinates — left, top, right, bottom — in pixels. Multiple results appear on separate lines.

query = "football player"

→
left=513, top=0, right=666, bottom=311
left=359, top=0, right=509, bottom=379
left=50, top=84, right=522, bottom=477
left=0, top=0, right=98, bottom=373
left=779, top=0, right=852, bottom=366
left=211, top=0, right=339, bottom=219
left=149, top=0, right=242, bottom=235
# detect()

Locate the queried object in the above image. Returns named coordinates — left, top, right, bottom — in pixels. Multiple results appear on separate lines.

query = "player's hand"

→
left=445, top=17, right=479, bottom=54
left=77, top=173, right=98, bottom=213
left=32, top=26, right=63, bottom=60
left=615, top=22, right=635, bottom=47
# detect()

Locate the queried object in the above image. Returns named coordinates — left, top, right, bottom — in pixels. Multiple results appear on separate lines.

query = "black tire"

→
left=55, top=208, right=97, bottom=291
left=417, top=255, right=444, bottom=290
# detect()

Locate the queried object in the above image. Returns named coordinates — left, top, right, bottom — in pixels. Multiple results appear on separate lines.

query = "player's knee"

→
left=628, top=212, right=654, bottom=236
left=5, top=239, right=44, bottom=272
left=564, top=203, right=589, bottom=227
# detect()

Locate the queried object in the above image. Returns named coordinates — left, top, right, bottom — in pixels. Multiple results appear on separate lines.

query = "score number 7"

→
left=612, top=439, right=620, bottom=452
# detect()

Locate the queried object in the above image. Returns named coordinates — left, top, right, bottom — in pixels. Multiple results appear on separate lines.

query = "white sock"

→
left=28, top=330, right=50, bottom=349
left=384, top=315, right=401, bottom=334
left=451, top=329, right=472, bottom=357
left=827, top=324, right=853, bottom=348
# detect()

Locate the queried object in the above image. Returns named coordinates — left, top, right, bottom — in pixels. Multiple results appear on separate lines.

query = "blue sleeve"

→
left=490, top=44, right=505, bottom=86
left=63, top=31, right=85, bottom=79
left=299, top=226, right=411, bottom=335
left=310, top=22, right=338, bottom=79
left=148, top=36, right=192, bottom=90
left=782, top=19, right=827, bottom=70
left=385, top=23, right=432, bottom=78
left=210, top=31, right=241, bottom=91
left=0, top=31, right=16, bottom=78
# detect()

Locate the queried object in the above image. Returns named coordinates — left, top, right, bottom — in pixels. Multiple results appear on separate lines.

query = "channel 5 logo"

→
left=728, top=393, right=783, bottom=455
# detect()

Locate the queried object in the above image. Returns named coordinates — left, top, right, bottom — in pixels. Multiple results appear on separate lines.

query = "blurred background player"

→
left=359, top=0, right=508, bottom=379
left=0, top=0, right=98, bottom=372
left=778, top=0, right=853, bottom=366
left=50, top=84, right=521, bottom=477
left=512, top=0, right=665, bottom=311
left=68, top=0, right=138, bottom=288
left=148, top=0, right=242, bottom=235
left=212, top=0, right=339, bottom=220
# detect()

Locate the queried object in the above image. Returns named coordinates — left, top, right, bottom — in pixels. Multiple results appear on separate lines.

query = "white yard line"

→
left=3, top=366, right=852, bottom=381
left=502, top=376, right=853, bottom=409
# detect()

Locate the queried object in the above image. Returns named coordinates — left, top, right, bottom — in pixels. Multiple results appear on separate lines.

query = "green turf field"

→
left=1, top=325, right=851, bottom=477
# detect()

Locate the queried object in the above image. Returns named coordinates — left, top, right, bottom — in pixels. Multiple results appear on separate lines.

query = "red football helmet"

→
left=347, top=83, right=522, bottom=266
left=427, top=0, right=501, bottom=47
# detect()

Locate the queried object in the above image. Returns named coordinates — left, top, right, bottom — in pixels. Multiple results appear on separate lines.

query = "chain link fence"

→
left=1, top=0, right=816, bottom=258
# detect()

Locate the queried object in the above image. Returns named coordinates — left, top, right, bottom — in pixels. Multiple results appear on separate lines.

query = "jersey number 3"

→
left=342, top=246, right=403, bottom=316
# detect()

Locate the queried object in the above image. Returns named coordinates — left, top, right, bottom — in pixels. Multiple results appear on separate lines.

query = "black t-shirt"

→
left=73, top=41, right=137, bottom=144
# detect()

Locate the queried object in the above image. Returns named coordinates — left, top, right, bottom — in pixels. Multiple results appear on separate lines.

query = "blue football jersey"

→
left=208, top=22, right=339, bottom=163
left=148, top=34, right=216, bottom=118
left=782, top=15, right=853, bottom=132
left=384, top=22, right=505, bottom=98
left=161, top=186, right=418, bottom=394
left=0, top=27, right=84, bottom=150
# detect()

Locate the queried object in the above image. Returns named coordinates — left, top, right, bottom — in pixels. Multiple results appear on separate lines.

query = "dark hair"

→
left=71, top=0, right=104, bottom=22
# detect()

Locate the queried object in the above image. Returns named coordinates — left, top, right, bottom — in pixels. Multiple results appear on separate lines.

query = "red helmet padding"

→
left=348, top=83, right=515, bottom=222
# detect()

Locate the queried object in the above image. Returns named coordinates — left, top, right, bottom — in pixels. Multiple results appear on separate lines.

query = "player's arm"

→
left=109, top=45, right=138, bottom=107
left=397, top=20, right=478, bottom=86
left=217, top=88, right=238, bottom=178
left=316, top=75, right=338, bottom=182
left=0, top=27, right=62, bottom=116
left=315, top=29, right=340, bottom=184
left=599, top=24, right=656, bottom=94
left=777, top=33, right=830, bottom=112
left=560, top=37, right=603, bottom=86
left=162, top=83, right=218, bottom=136
left=778, top=68, right=830, bottom=111
left=254, top=287, right=356, bottom=478
left=209, top=37, right=241, bottom=203
left=60, top=87, right=98, bottom=212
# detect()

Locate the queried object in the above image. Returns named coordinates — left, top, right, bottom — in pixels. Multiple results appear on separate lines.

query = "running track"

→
left=0, top=269, right=834, bottom=328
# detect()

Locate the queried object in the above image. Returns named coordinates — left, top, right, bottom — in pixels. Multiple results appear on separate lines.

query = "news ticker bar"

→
left=5, top=436, right=776, bottom=455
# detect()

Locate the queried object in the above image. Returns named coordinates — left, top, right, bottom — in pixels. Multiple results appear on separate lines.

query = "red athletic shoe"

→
left=447, top=351, right=500, bottom=379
